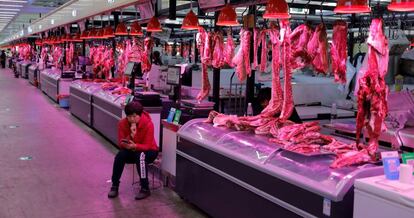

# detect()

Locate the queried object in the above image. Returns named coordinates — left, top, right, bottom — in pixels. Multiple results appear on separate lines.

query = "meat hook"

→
left=304, top=0, right=311, bottom=22
left=320, top=0, right=325, bottom=25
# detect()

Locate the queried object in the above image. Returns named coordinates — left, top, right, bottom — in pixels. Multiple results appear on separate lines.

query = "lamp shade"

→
left=216, top=4, right=239, bottom=26
left=334, top=0, right=371, bottom=13
left=72, top=33, right=83, bottom=42
left=263, top=0, right=290, bottom=19
left=95, top=28, right=105, bottom=39
left=147, top=16, right=162, bottom=32
left=130, top=21, right=144, bottom=36
left=103, top=26, right=115, bottom=38
left=63, top=34, right=71, bottom=42
left=181, top=10, right=199, bottom=30
left=115, top=22, right=128, bottom=36
left=80, top=31, right=89, bottom=40
left=87, top=29, right=98, bottom=39
left=35, top=39, right=42, bottom=46
left=388, top=0, right=414, bottom=11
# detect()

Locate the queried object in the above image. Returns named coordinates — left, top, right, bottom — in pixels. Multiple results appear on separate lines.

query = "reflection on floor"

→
left=0, top=68, right=206, bottom=218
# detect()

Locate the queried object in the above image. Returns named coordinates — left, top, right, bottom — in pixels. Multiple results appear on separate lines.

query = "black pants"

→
left=111, top=149, right=158, bottom=189
left=1, top=61, right=5, bottom=68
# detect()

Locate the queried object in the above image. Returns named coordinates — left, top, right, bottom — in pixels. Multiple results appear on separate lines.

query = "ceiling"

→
left=3, top=0, right=414, bottom=45
left=0, top=0, right=71, bottom=42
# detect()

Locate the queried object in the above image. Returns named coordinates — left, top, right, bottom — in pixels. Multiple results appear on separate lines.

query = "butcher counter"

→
left=39, top=68, right=71, bottom=103
left=175, top=119, right=384, bottom=218
left=20, top=61, right=32, bottom=79
left=69, top=84, right=163, bottom=147
left=69, top=80, right=103, bottom=126
left=28, top=64, right=39, bottom=86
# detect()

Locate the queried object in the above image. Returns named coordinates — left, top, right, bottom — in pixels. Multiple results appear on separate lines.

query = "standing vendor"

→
left=108, top=101, right=158, bottom=200
left=0, top=50, right=6, bottom=68
left=254, top=87, right=302, bottom=123
left=145, top=51, right=164, bottom=90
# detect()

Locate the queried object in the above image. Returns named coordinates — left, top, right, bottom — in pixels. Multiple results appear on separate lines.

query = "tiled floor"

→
left=0, top=68, right=206, bottom=218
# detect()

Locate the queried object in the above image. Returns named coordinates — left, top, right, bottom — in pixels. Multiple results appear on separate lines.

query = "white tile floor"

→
left=0, top=68, right=205, bottom=218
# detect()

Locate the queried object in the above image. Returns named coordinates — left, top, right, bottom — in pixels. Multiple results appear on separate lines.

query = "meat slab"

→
left=232, top=28, right=252, bottom=81
left=307, top=24, right=329, bottom=74
left=355, top=18, right=389, bottom=158
left=290, top=24, right=313, bottom=70
left=331, top=21, right=348, bottom=84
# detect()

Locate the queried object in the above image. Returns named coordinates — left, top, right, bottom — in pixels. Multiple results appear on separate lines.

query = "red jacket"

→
left=118, top=111, right=158, bottom=151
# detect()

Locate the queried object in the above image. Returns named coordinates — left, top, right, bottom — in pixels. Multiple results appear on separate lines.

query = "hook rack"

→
left=304, top=0, right=311, bottom=22
left=320, top=0, right=324, bottom=25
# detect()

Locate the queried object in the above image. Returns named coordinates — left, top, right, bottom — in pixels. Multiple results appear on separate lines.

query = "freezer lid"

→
left=355, top=175, right=414, bottom=208
left=216, top=131, right=280, bottom=164
left=178, top=119, right=383, bottom=201
left=264, top=150, right=383, bottom=201
left=178, top=119, right=234, bottom=146
left=71, top=80, right=103, bottom=94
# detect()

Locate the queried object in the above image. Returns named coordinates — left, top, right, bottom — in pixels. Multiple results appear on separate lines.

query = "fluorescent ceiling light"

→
left=0, top=4, right=24, bottom=7
left=0, top=12, right=17, bottom=14
left=0, top=0, right=27, bottom=3
left=0, top=8, right=20, bottom=11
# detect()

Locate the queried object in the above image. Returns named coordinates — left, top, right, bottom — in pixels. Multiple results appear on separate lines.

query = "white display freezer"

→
left=354, top=175, right=414, bottom=218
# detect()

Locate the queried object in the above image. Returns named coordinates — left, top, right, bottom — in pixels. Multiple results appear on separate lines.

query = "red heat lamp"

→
left=216, top=4, right=239, bottom=26
left=71, top=33, right=83, bottom=42
left=388, top=0, right=414, bottom=11
left=63, top=34, right=71, bottom=42
left=35, top=39, right=42, bottom=46
left=87, top=28, right=98, bottom=39
left=263, top=0, right=290, bottom=19
left=334, top=0, right=371, bottom=14
left=95, top=28, right=106, bottom=39
left=147, top=16, right=163, bottom=32
left=181, top=10, right=199, bottom=30
left=80, top=31, right=89, bottom=40
left=103, top=26, right=115, bottom=38
left=130, top=21, right=144, bottom=36
left=115, top=22, right=129, bottom=36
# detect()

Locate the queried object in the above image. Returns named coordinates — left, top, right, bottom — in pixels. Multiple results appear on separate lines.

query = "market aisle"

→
left=0, top=68, right=205, bottom=218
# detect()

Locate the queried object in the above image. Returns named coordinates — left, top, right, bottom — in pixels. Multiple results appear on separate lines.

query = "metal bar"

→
left=213, top=12, right=220, bottom=112
left=169, top=0, right=177, bottom=20
left=245, top=6, right=256, bottom=114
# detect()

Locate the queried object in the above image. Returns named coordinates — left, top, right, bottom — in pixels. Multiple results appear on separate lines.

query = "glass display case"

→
left=176, top=119, right=384, bottom=218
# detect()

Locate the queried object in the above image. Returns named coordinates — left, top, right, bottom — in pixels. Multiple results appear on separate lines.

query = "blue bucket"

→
left=59, top=98, right=70, bottom=108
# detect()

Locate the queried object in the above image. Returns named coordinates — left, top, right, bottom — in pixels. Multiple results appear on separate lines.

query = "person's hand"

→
left=127, top=140, right=136, bottom=150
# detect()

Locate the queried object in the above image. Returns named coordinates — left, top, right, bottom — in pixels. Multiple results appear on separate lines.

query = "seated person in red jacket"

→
left=108, top=101, right=158, bottom=200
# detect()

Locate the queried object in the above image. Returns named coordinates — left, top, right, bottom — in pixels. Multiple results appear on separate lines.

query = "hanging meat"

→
left=212, top=32, right=225, bottom=68
left=224, top=30, right=235, bottom=67
left=232, top=28, right=252, bottom=81
left=290, top=24, right=313, bottom=70
left=253, top=29, right=268, bottom=73
left=102, top=48, right=114, bottom=79
left=197, top=63, right=211, bottom=101
left=355, top=18, right=389, bottom=158
left=52, top=45, right=63, bottom=67
left=65, top=43, right=74, bottom=67
left=261, top=26, right=282, bottom=118
left=279, top=20, right=294, bottom=121
left=331, top=21, right=348, bottom=84
left=196, top=28, right=211, bottom=101
left=41, top=46, right=48, bottom=62
left=142, top=37, right=153, bottom=73
left=253, top=28, right=260, bottom=69
left=117, top=40, right=131, bottom=78
left=307, top=23, right=329, bottom=74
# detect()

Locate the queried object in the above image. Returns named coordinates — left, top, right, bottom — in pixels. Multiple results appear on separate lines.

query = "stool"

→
left=129, top=158, right=163, bottom=190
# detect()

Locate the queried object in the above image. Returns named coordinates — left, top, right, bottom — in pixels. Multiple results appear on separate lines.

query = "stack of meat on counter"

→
left=204, top=18, right=389, bottom=169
